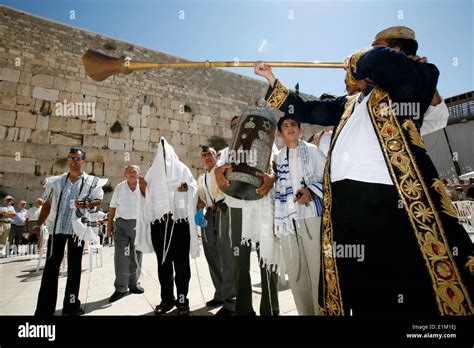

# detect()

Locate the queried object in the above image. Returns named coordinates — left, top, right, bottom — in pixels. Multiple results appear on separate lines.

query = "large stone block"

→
left=94, top=108, right=106, bottom=122
left=132, top=140, right=149, bottom=152
left=108, top=138, right=131, bottom=151
left=0, top=109, right=16, bottom=126
left=170, top=119, right=179, bottom=131
left=201, top=115, right=212, bottom=126
left=140, top=128, right=150, bottom=141
left=157, top=118, right=169, bottom=131
left=97, top=86, right=119, bottom=100
left=53, top=76, right=67, bottom=90
left=35, top=115, right=50, bottom=130
left=15, top=112, right=36, bottom=129
left=128, top=114, right=141, bottom=128
left=106, top=110, right=118, bottom=123
left=131, top=127, right=141, bottom=140
left=31, top=74, right=54, bottom=88
left=147, top=116, right=159, bottom=129
left=170, top=100, right=183, bottom=111
left=81, top=120, right=96, bottom=135
left=66, top=118, right=82, bottom=134
left=50, top=133, right=82, bottom=146
left=65, top=79, right=81, bottom=93
left=142, top=105, right=151, bottom=116
left=30, top=130, right=51, bottom=144
left=109, top=100, right=121, bottom=111
left=0, top=155, right=36, bottom=174
left=96, top=122, right=107, bottom=136
left=80, top=83, right=97, bottom=96
left=0, top=68, right=20, bottom=83
left=16, top=84, right=31, bottom=97
left=83, top=135, right=107, bottom=149
left=49, top=116, right=67, bottom=132
left=1, top=81, right=18, bottom=96
left=32, top=87, right=59, bottom=101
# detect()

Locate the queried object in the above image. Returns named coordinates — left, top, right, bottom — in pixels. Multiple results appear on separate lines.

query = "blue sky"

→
left=3, top=0, right=473, bottom=98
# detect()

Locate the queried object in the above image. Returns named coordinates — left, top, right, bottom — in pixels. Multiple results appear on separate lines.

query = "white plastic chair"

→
left=86, top=241, right=103, bottom=272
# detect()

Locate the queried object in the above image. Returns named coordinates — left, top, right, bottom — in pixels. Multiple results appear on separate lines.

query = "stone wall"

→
left=0, top=5, right=321, bottom=206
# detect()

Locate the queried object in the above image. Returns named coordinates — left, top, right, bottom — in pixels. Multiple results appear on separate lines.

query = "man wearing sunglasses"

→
left=34, top=147, right=104, bottom=316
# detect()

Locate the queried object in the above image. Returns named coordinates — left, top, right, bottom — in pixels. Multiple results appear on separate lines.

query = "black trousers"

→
left=151, top=215, right=191, bottom=308
left=229, top=208, right=279, bottom=316
left=330, top=179, right=437, bottom=316
left=35, top=234, right=85, bottom=316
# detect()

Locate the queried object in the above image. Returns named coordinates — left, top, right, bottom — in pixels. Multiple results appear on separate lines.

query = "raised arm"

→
left=350, top=46, right=439, bottom=104
left=254, top=61, right=347, bottom=126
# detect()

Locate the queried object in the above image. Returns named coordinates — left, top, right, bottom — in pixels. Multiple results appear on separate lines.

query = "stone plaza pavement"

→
left=0, top=239, right=297, bottom=316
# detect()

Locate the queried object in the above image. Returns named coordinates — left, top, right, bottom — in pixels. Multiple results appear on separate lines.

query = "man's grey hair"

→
left=124, top=165, right=140, bottom=172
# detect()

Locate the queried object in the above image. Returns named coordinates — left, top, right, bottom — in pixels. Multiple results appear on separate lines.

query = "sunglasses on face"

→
left=67, top=156, right=83, bottom=161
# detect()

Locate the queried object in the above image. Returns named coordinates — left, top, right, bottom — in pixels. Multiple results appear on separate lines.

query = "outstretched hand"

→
left=254, top=61, right=277, bottom=87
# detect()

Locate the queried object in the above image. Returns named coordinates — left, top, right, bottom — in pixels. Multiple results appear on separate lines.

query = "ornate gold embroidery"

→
left=401, top=177, right=423, bottom=200
left=266, top=80, right=289, bottom=109
left=438, top=283, right=467, bottom=315
left=345, top=48, right=371, bottom=86
left=320, top=93, right=359, bottom=316
left=402, top=118, right=426, bottom=149
left=422, top=232, right=446, bottom=258
left=367, top=87, right=473, bottom=316
left=465, top=256, right=474, bottom=275
left=390, top=151, right=410, bottom=174
left=432, top=179, right=458, bottom=218
left=410, top=202, right=434, bottom=224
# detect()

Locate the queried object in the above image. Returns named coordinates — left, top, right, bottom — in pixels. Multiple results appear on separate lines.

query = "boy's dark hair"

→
left=277, top=115, right=301, bottom=131
left=385, top=38, right=418, bottom=56
left=69, top=147, right=86, bottom=159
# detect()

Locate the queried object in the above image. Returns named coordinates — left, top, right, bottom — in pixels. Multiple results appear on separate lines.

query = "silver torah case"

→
left=220, top=105, right=278, bottom=201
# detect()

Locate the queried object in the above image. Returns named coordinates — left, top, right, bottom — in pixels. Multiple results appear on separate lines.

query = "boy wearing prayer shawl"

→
left=135, top=138, right=199, bottom=316
left=275, top=115, right=326, bottom=315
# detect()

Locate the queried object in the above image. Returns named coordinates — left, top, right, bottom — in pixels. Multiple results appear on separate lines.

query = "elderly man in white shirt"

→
left=24, top=198, right=43, bottom=243
left=107, top=165, right=144, bottom=303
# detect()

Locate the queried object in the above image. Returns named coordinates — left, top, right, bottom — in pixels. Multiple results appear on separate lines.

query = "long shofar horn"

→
left=82, top=48, right=345, bottom=82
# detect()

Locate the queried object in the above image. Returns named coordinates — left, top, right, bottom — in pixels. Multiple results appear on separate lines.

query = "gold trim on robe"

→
left=366, top=87, right=473, bottom=315
left=320, top=93, right=359, bottom=316
left=266, top=80, right=289, bottom=109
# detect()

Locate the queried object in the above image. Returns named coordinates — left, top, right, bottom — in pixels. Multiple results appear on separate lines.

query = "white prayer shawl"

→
left=71, top=178, right=109, bottom=245
left=219, top=145, right=281, bottom=271
left=275, top=140, right=325, bottom=237
left=41, top=172, right=105, bottom=238
left=135, top=137, right=199, bottom=259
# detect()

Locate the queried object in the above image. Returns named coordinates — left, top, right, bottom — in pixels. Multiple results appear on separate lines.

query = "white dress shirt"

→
left=317, top=130, right=333, bottom=156
left=109, top=180, right=139, bottom=220
left=26, top=206, right=42, bottom=221
left=331, top=92, right=450, bottom=185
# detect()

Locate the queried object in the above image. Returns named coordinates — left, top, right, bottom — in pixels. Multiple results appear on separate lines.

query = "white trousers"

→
left=280, top=216, right=321, bottom=315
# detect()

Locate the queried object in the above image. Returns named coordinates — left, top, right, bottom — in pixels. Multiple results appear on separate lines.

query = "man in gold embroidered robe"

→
left=254, top=26, right=473, bottom=316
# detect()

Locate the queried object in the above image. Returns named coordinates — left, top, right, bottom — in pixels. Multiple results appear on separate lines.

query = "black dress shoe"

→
left=154, top=302, right=175, bottom=315
left=62, top=307, right=85, bottom=316
left=177, top=306, right=190, bottom=316
left=215, top=307, right=234, bottom=316
left=129, top=284, right=145, bottom=294
left=206, top=299, right=224, bottom=307
left=109, top=291, right=127, bottom=303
